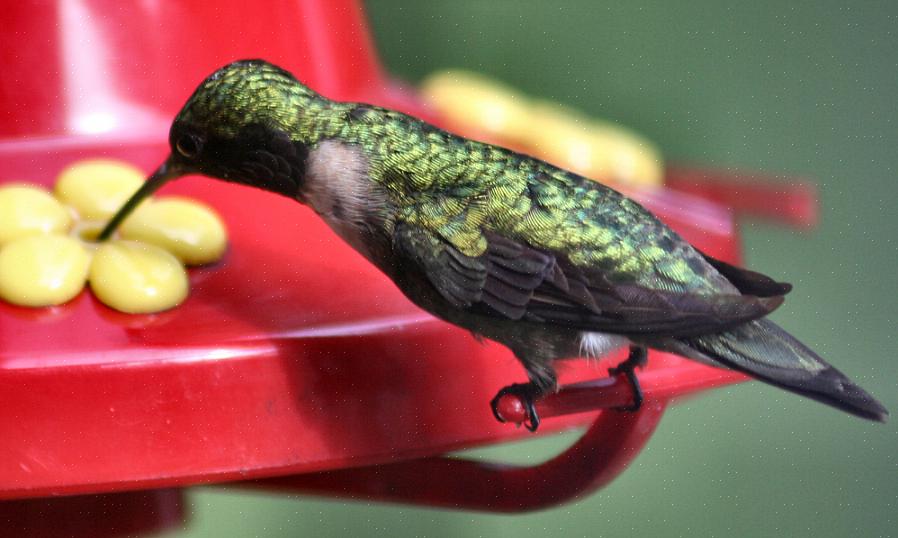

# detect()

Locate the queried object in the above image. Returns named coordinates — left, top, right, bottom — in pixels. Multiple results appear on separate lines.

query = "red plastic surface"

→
left=0, top=0, right=429, bottom=141
left=241, top=363, right=747, bottom=512
left=666, top=166, right=819, bottom=228
left=244, top=402, right=669, bottom=512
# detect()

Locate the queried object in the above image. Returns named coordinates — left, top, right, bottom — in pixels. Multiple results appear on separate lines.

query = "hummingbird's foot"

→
left=491, top=382, right=543, bottom=432
left=609, top=346, right=648, bottom=412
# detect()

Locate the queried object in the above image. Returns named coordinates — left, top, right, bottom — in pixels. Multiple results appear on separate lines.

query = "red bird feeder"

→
left=0, top=0, right=815, bottom=535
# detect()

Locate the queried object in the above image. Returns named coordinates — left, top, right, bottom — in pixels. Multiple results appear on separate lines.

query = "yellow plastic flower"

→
left=0, top=159, right=228, bottom=313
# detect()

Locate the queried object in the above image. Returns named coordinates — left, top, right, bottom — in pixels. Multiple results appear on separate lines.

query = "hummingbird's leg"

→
left=608, top=345, right=648, bottom=412
left=490, top=382, right=545, bottom=432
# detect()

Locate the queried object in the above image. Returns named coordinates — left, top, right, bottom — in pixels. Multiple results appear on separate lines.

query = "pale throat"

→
left=300, top=139, right=385, bottom=260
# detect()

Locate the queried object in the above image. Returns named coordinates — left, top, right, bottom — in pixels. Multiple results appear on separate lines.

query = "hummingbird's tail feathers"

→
left=680, top=319, right=888, bottom=422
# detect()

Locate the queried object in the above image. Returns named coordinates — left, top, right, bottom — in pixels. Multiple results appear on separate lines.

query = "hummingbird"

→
left=100, top=59, right=887, bottom=430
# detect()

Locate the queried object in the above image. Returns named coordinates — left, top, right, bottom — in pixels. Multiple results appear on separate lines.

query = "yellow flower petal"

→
left=526, top=101, right=664, bottom=186
left=55, top=159, right=147, bottom=220
left=0, top=184, right=73, bottom=246
left=119, top=197, right=228, bottom=265
left=421, top=70, right=534, bottom=139
left=89, top=240, right=188, bottom=314
left=0, top=235, right=89, bottom=306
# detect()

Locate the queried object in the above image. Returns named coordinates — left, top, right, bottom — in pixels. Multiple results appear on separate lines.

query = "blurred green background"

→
left=170, top=2, right=897, bottom=536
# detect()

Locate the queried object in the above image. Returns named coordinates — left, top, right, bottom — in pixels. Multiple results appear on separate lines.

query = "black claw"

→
left=609, top=346, right=647, bottom=412
left=490, top=382, right=542, bottom=431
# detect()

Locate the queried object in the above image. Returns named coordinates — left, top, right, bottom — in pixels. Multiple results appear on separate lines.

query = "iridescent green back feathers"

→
left=337, top=106, right=732, bottom=295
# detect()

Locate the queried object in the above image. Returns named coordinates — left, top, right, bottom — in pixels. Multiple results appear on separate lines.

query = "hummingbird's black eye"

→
left=176, top=134, right=203, bottom=159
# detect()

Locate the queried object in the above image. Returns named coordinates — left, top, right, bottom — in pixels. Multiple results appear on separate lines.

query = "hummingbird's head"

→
left=99, top=60, right=320, bottom=240
left=167, top=59, right=319, bottom=195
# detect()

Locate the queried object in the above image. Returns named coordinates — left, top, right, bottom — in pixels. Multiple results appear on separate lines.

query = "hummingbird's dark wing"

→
left=697, top=253, right=793, bottom=297
left=393, top=224, right=785, bottom=338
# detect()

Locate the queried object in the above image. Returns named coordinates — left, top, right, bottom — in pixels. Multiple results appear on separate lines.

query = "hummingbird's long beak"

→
left=98, top=156, right=184, bottom=241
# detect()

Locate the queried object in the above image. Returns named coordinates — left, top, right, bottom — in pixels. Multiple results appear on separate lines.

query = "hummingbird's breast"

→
left=300, top=139, right=390, bottom=266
